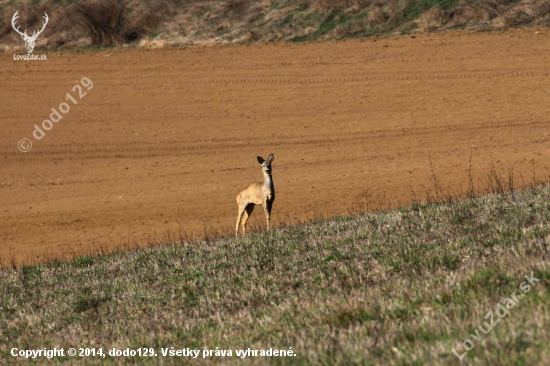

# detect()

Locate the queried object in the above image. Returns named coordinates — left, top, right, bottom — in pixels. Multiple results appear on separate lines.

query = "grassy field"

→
left=1, top=0, right=550, bottom=51
left=1, top=184, right=549, bottom=365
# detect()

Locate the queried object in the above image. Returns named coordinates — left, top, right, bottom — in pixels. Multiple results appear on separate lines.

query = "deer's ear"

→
left=257, top=156, right=265, bottom=164
left=268, top=154, right=274, bottom=162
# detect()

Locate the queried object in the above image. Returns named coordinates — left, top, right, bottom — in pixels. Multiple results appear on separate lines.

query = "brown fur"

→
left=236, top=154, right=275, bottom=236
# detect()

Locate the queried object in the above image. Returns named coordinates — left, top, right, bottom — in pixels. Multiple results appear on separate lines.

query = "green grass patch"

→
left=1, top=186, right=550, bottom=364
left=403, top=0, right=461, bottom=20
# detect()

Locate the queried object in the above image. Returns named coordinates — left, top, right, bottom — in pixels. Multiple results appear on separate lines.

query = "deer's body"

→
left=236, top=154, right=275, bottom=236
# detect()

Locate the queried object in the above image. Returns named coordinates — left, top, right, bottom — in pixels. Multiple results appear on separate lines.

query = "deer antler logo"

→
left=11, top=11, right=49, bottom=54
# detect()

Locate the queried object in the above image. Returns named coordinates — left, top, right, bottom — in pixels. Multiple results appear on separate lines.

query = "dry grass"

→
left=1, top=176, right=550, bottom=364
left=72, top=0, right=127, bottom=46
left=0, top=0, right=549, bottom=51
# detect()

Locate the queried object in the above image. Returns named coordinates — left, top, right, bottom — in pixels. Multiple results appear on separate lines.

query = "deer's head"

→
left=12, top=11, right=49, bottom=54
left=257, top=154, right=274, bottom=176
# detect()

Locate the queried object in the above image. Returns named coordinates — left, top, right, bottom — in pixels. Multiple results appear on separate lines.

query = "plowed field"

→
left=2, top=29, right=550, bottom=265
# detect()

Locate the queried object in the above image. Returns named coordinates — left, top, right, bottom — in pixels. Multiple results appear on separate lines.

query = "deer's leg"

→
left=236, top=204, right=247, bottom=236
left=241, top=204, right=255, bottom=236
left=263, top=200, right=271, bottom=230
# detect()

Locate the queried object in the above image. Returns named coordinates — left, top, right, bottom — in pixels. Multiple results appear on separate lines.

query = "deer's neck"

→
left=263, top=174, right=274, bottom=190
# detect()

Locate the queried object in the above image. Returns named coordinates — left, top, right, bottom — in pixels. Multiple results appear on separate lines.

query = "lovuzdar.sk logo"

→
left=11, top=11, right=48, bottom=60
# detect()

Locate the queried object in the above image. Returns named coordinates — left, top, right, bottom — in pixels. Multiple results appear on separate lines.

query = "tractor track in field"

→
left=2, top=29, right=550, bottom=265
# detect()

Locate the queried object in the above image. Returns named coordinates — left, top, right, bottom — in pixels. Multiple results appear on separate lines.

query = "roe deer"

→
left=236, top=154, right=275, bottom=236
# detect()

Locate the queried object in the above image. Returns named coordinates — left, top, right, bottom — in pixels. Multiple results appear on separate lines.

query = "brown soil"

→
left=2, top=29, right=550, bottom=265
